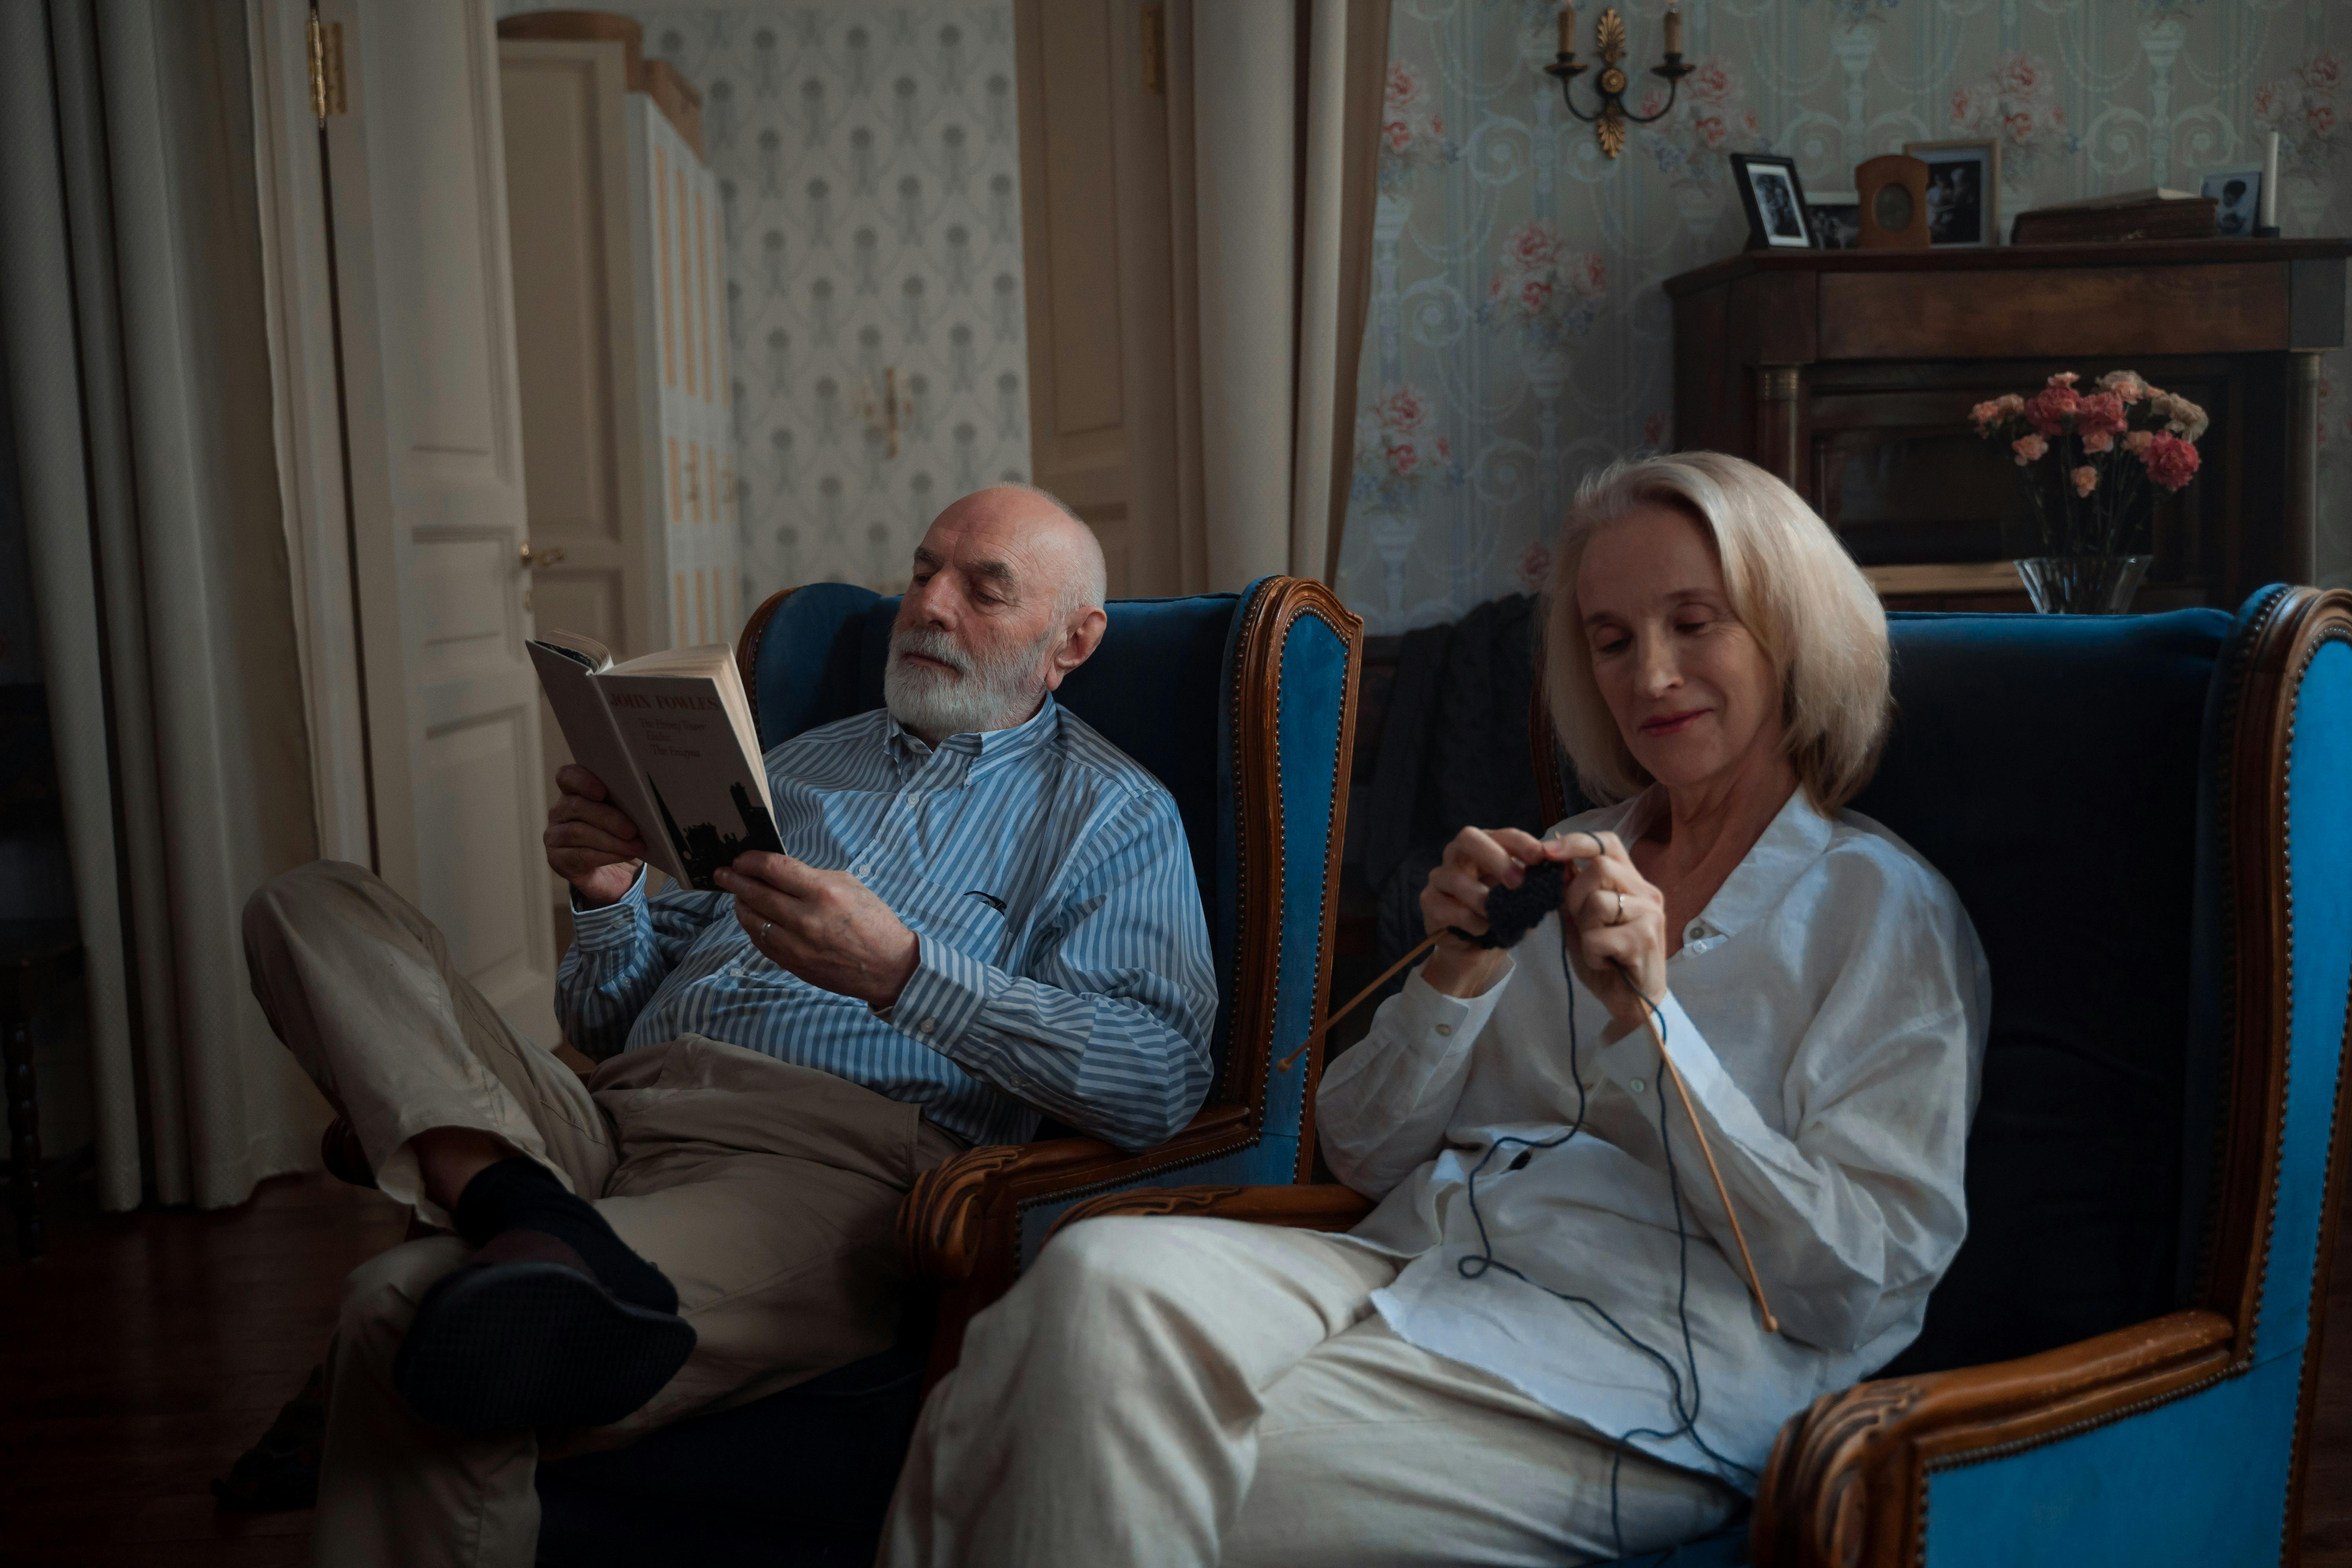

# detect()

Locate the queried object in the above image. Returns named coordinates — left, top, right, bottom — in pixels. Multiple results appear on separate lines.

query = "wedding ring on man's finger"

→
left=759, top=919, right=774, bottom=946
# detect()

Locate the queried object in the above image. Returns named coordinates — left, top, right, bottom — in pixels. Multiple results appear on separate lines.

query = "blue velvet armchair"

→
left=527, top=575, right=1363, bottom=1566
left=1055, top=585, right=2352, bottom=1567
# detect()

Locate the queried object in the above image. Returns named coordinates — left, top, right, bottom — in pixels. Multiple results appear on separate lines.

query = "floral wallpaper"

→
left=1333, top=0, right=2352, bottom=632
left=501, top=0, right=1030, bottom=602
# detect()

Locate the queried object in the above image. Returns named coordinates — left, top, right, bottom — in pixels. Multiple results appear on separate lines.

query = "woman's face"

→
left=1576, top=502, right=1785, bottom=795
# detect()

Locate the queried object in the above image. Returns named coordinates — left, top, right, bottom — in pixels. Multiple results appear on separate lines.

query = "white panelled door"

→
left=319, top=0, right=561, bottom=1047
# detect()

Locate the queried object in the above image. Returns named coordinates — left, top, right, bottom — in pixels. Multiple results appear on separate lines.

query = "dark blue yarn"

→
left=1453, top=946, right=1758, bottom=1559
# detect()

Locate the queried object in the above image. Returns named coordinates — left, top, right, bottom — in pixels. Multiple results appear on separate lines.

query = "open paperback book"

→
left=527, top=631, right=782, bottom=891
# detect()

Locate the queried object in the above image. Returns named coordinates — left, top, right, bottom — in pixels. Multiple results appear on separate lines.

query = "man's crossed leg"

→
left=245, top=860, right=960, bottom=1568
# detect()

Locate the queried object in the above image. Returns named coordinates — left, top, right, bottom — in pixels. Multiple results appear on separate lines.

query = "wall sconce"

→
left=1544, top=4, right=1692, bottom=159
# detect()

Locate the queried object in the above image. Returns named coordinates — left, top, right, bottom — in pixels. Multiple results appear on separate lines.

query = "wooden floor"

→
left=0, top=1173, right=408, bottom=1568
left=0, top=1170, right=2347, bottom=1566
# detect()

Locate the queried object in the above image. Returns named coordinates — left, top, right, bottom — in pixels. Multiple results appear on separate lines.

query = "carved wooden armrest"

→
left=1754, top=1308, right=2236, bottom=1566
left=898, top=1103, right=1256, bottom=1284
left=1048, top=1181, right=1375, bottom=1243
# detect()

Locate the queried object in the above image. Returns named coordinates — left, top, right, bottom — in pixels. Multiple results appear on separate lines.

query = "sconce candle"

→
left=1557, top=4, right=1574, bottom=58
left=2260, top=131, right=2280, bottom=230
left=1663, top=0, right=1681, bottom=57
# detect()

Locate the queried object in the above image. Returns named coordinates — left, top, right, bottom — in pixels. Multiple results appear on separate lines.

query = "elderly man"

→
left=242, top=485, right=1217, bottom=1567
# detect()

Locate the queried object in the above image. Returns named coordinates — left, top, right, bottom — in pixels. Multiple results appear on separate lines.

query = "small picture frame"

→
left=1903, top=139, right=2001, bottom=247
left=1731, top=154, right=1816, bottom=250
left=1807, top=191, right=1861, bottom=251
left=2202, top=166, right=2264, bottom=238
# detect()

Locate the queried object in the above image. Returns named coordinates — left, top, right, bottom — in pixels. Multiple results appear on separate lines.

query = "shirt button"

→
left=1628, top=1077, right=1647, bottom=1095
left=920, top=1017, right=938, bottom=1035
left=851, top=862, right=872, bottom=879
left=1435, top=1024, right=1453, bottom=1037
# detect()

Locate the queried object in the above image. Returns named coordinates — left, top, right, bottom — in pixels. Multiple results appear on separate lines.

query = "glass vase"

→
left=2013, top=555, right=2152, bottom=615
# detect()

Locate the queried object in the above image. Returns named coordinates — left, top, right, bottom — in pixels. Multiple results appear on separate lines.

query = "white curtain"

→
left=1177, top=0, right=1390, bottom=593
left=0, top=0, right=328, bottom=1210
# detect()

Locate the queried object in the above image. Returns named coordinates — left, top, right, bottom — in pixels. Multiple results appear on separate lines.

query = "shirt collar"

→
left=1595, top=784, right=1832, bottom=945
left=883, top=693, right=1061, bottom=781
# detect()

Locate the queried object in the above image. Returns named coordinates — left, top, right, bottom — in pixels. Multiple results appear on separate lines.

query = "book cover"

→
left=595, top=673, right=784, bottom=889
left=527, top=641, right=685, bottom=885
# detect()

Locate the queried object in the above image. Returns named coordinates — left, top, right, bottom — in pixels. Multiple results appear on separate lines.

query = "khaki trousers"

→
left=882, top=1216, right=1743, bottom=1568
left=243, top=860, right=963, bottom=1568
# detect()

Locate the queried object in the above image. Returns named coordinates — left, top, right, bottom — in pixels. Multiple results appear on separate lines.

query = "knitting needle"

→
left=1632, top=993, right=1781, bottom=1334
left=1274, top=932, right=1443, bottom=1075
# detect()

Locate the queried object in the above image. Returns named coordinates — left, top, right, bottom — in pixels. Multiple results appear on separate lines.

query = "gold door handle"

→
left=519, top=542, right=567, bottom=569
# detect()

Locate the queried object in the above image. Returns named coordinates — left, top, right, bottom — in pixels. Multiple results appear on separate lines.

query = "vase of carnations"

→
left=1969, top=370, right=2207, bottom=614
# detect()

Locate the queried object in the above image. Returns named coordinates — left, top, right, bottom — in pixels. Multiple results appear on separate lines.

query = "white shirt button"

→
left=1435, top=1024, right=1454, bottom=1037
left=852, top=862, right=872, bottom=879
left=920, top=1017, right=938, bottom=1035
left=1628, top=1077, right=1647, bottom=1095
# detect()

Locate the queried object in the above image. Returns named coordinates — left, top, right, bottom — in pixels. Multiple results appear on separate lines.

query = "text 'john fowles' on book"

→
left=528, top=632, right=782, bottom=891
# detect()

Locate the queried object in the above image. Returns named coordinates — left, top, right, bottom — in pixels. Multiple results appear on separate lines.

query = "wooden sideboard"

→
left=1665, top=239, right=2351, bottom=609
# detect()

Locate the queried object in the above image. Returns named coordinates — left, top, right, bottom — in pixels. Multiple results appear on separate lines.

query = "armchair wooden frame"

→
left=735, top=575, right=1365, bottom=1382
left=1053, top=586, right=2352, bottom=1568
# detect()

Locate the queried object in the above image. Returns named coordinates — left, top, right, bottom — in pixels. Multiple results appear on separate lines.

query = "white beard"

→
left=884, top=622, right=1056, bottom=741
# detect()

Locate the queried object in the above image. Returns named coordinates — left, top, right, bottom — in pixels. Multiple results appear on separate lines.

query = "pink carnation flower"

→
left=2097, top=370, right=2149, bottom=403
left=2075, top=392, right=2127, bottom=440
left=1969, top=399, right=2006, bottom=431
left=2047, top=372, right=2081, bottom=388
left=2083, top=432, right=2115, bottom=454
left=2024, top=385, right=2079, bottom=436
left=2071, top=465, right=2099, bottom=497
left=2141, top=432, right=2201, bottom=492
left=2012, top=434, right=2049, bottom=465
left=2124, top=430, right=2155, bottom=455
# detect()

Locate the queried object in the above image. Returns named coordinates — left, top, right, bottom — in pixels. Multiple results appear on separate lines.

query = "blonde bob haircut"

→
left=1543, top=450, right=1891, bottom=812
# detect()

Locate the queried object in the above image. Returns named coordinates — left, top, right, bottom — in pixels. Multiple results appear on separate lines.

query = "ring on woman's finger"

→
left=1612, top=889, right=1626, bottom=924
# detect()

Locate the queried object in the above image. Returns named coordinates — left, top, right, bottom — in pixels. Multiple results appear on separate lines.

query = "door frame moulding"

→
left=247, top=0, right=374, bottom=869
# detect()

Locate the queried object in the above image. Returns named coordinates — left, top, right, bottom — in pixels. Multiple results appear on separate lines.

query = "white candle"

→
left=2261, top=130, right=2279, bottom=230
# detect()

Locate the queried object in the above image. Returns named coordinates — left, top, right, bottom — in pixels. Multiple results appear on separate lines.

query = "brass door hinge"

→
left=308, top=13, right=346, bottom=123
left=1141, top=2, right=1165, bottom=96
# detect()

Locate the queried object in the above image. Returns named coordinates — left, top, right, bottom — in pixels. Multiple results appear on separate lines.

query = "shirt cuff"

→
left=567, top=867, right=649, bottom=952
left=1387, top=958, right=1514, bottom=1060
left=888, top=933, right=994, bottom=1053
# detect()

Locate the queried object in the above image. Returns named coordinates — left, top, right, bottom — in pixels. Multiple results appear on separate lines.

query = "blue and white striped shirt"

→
left=557, top=696, right=1218, bottom=1150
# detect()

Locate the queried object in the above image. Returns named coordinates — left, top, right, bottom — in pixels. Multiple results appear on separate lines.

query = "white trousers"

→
left=881, top=1216, right=1743, bottom=1568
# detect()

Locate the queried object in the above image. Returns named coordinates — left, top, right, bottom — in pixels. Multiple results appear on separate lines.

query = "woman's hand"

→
left=1419, top=827, right=1575, bottom=998
left=1559, top=831, right=1670, bottom=1035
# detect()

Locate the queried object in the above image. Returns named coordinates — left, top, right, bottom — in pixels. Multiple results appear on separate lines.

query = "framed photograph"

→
left=1731, top=154, right=1815, bottom=250
left=2202, top=166, right=2263, bottom=237
left=1904, top=139, right=2001, bottom=247
left=1808, top=190, right=1861, bottom=251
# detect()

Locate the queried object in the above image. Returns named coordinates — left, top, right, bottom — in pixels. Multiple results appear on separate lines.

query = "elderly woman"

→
left=881, top=452, right=1990, bottom=1566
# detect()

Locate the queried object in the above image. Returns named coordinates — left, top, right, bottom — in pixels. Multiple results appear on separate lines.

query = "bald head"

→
left=934, top=484, right=1106, bottom=617
left=884, top=485, right=1111, bottom=744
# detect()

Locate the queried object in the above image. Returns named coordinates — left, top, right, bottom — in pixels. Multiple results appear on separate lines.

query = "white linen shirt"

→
left=1319, top=787, right=1990, bottom=1485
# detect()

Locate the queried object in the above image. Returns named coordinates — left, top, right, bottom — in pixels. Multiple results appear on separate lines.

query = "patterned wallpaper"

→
left=1333, top=0, right=2352, bottom=632
left=501, top=0, right=1030, bottom=603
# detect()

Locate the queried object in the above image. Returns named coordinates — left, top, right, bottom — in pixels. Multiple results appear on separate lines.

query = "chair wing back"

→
left=736, top=579, right=1363, bottom=1193
left=1855, top=607, right=2235, bottom=1375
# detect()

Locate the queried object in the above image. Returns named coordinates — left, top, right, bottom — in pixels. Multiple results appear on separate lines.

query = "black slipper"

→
left=395, top=1230, right=696, bottom=1432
